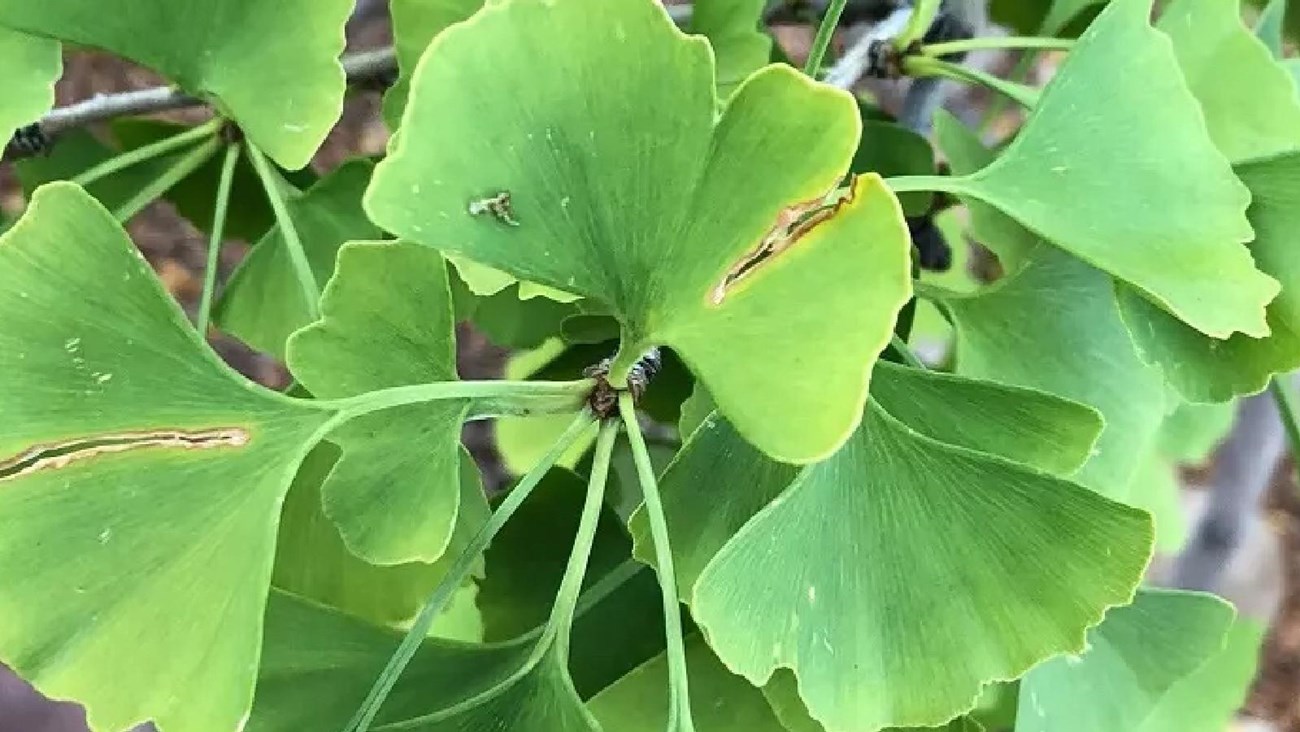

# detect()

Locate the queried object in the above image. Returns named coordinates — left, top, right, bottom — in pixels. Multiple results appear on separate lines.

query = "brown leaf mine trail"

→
left=0, top=428, right=251, bottom=482
left=711, top=175, right=861, bottom=306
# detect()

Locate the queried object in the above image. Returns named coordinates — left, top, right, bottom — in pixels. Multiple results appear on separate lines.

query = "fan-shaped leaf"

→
left=0, top=183, right=333, bottom=732
left=367, top=0, right=913, bottom=462
left=0, top=28, right=59, bottom=136
left=1016, top=590, right=1234, bottom=732
left=287, top=241, right=465, bottom=566
left=0, top=0, right=354, bottom=168
left=937, top=0, right=1275, bottom=339
left=216, top=160, right=380, bottom=359
left=635, top=365, right=1149, bottom=731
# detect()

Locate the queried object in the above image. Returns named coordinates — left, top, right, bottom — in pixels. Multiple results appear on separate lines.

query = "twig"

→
left=823, top=6, right=913, bottom=90
left=5, top=47, right=397, bottom=160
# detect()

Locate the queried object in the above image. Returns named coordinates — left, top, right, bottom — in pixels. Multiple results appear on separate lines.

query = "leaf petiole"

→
left=903, top=55, right=1041, bottom=108
left=317, top=379, right=595, bottom=423
left=72, top=117, right=223, bottom=189
left=196, top=143, right=241, bottom=335
left=343, top=410, right=598, bottom=732
left=922, top=36, right=1074, bottom=56
left=893, top=0, right=942, bottom=50
left=1269, top=377, right=1300, bottom=497
left=246, top=142, right=322, bottom=321
left=619, top=392, right=696, bottom=732
left=889, top=333, right=927, bottom=370
left=111, top=136, right=224, bottom=223
left=804, top=0, right=848, bottom=77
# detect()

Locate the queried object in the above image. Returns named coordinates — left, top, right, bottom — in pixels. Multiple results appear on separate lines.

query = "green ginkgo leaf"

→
left=690, top=0, right=772, bottom=98
left=367, top=0, right=913, bottom=463
left=1116, top=153, right=1300, bottom=402
left=637, top=365, right=1151, bottom=732
left=384, top=0, right=485, bottom=126
left=588, top=634, right=791, bottom=731
left=0, top=28, right=59, bottom=135
left=1139, top=616, right=1266, bottom=732
left=248, top=590, right=597, bottom=732
left=1254, top=0, right=1287, bottom=56
left=1016, top=589, right=1234, bottom=732
left=938, top=246, right=1168, bottom=499
left=931, top=0, right=1275, bottom=339
left=272, top=443, right=490, bottom=628
left=287, top=241, right=466, bottom=566
left=933, top=112, right=1037, bottom=274
left=0, top=0, right=354, bottom=168
left=0, top=183, right=335, bottom=732
left=216, top=160, right=381, bottom=358
left=1157, top=0, right=1300, bottom=163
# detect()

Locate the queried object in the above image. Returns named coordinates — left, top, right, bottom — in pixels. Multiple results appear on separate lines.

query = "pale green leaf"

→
left=0, top=183, right=332, bottom=732
left=588, top=634, right=791, bottom=732
left=272, top=443, right=490, bottom=628
left=1157, top=0, right=1300, bottom=163
left=942, top=0, right=1275, bottom=339
left=691, top=0, right=772, bottom=98
left=939, top=246, right=1167, bottom=499
left=287, top=241, right=466, bottom=566
left=1140, top=617, right=1266, bottom=731
left=1116, top=153, right=1300, bottom=402
left=367, top=0, right=913, bottom=463
left=1254, top=0, right=1287, bottom=56
left=638, top=366, right=1151, bottom=731
left=215, top=160, right=381, bottom=359
left=385, top=0, right=485, bottom=127
left=248, top=590, right=596, bottom=731
left=1016, top=589, right=1234, bottom=732
left=0, top=28, right=60, bottom=134
left=0, top=0, right=353, bottom=168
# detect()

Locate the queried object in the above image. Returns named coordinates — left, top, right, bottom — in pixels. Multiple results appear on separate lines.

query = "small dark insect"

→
left=468, top=191, right=521, bottom=227
left=4, top=123, right=53, bottom=160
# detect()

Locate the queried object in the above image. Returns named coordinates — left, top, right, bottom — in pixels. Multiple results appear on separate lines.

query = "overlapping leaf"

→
left=936, top=0, right=1276, bottom=339
left=367, top=0, right=913, bottom=463
left=272, top=443, right=490, bottom=628
left=216, top=160, right=380, bottom=358
left=0, top=0, right=353, bottom=168
left=0, top=28, right=59, bottom=135
left=936, top=246, right=1167, bottom=498
left=1016, top=590, right=1234, bottom=732
left=249, top=590, right=597, bottom=732
left=0, top=183, right=335, bottom=732
left=1107, top=0, right=1300, bottom=402
left=690, top=0, right=772, bottom=98
left=635, top=363, right=1151, bottom=731
left=287, top=241, right=466, bottom=566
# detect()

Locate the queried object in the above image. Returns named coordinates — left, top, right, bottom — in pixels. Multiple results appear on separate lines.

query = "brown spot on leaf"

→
left=711, top=176, right=861, bottom=306
left=0, top=428, right=251, bottom=482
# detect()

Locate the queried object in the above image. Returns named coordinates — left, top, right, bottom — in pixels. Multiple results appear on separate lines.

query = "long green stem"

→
left=245, top=142, right=321, bottom=320
left=889, top=333, right=927, bottom=370
left=196, top=143, right=241, bottom=335
left=343, top=410, right=597, bottom=732
left=1270, top=378, right=1300, bottom=472
left=894, top=0, right=941, bottom=50
left=922, top=36, right=1073, bottom=57
left=72, top=118, right=222, bottom=188
left=619, top=393, right=695, bottom=732
left=549, top=419, right=620, bottom=630
left=904, top=56, right=1040, bottom=109
left=804, top=0, right=848, bottom=77
left=112, top=137, right=222, bottom=222
left=319, top=379, right=594, bottom=423
left=885, top=174, right=968, bottom=196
